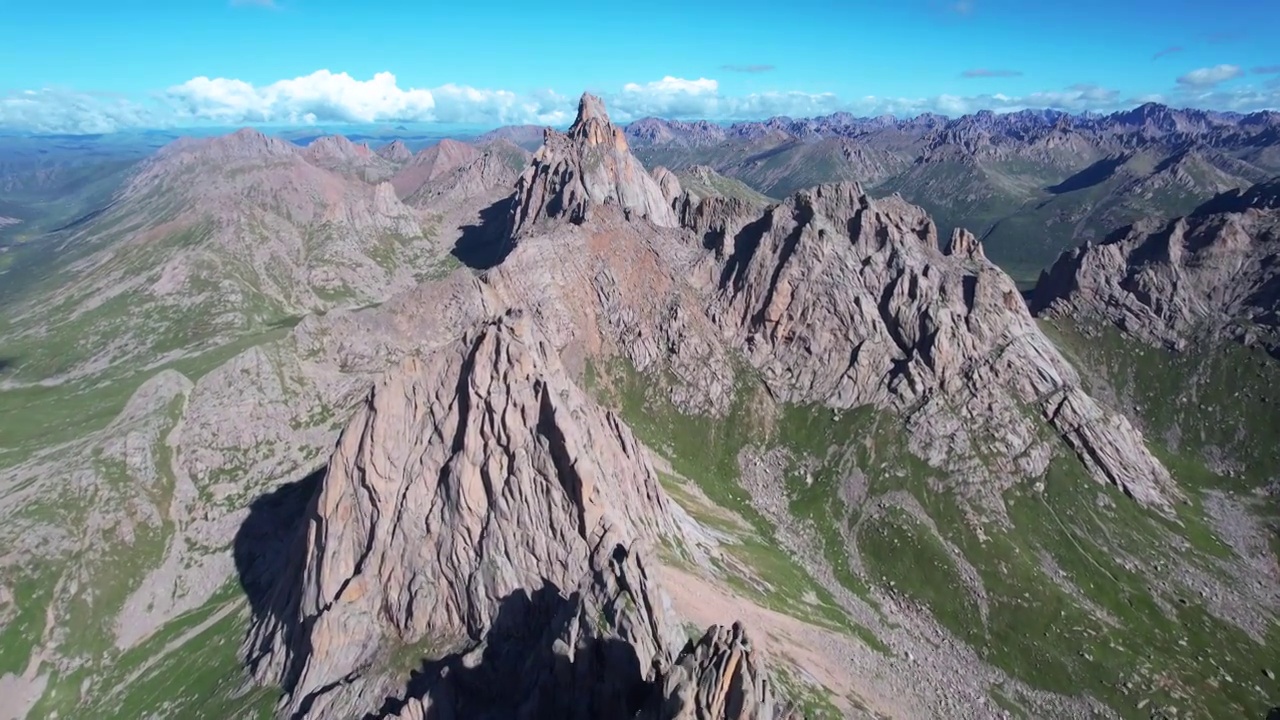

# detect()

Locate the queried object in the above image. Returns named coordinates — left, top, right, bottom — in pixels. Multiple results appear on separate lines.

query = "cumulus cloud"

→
left=721, top=64, right=775, bottom=74
left=961, top=69, right=1023, bottom=78
left=608, top=78, right=1134, bottom=121
left=164, top=70, right=571, bottom=126
left=1171, top=83, right=1280, bottom=111
left=1153, top=46, right=1183, bottom=60
left=0, top=88, right=160, bottom=134
left=611, top=76, right=725, bottom=119
left=1176, top=64, right=1245, bottom=87
left=4, top=71, right=1279, bottom=136
left=167, top=71, right=435, bottom=123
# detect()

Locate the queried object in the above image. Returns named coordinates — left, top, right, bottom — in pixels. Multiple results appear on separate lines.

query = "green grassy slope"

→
left=585, top=342, right=1280, bottom=719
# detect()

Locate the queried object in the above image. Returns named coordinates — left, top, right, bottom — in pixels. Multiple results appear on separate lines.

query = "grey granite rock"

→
left=509, top=94, right=677, bottom=238
left=706, top=182, right=1176, bottom=506
left=1033, top=177, right=1280, bottom=355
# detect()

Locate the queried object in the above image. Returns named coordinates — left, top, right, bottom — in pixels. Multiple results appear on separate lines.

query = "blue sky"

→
left=1, top=0, right=1278, bottom=133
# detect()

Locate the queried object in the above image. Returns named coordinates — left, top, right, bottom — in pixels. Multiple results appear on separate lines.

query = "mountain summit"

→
left=569, top=92, right=628, bottom=149
left=508, top=92, right=677, bottom=236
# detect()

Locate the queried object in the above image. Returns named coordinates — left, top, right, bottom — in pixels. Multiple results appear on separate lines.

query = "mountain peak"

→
left=509, top=91, right=675, bottom=235
left=155, top=126, right=299, bottom=165
left=376, top=139, right=412, bottom=163
left=568, top=92, right=626, bottom=149
left=304, top=135, right=372, bottom=161
left=574, top=92, right=610, bottom=125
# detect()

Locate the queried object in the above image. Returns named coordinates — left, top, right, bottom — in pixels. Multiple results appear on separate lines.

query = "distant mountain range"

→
left=624, top=103, right=1280, bottom=281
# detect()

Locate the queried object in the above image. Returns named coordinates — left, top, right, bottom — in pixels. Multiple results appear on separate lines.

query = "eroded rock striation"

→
left=248, top=311, right=782, bottom=719
left=403, top=140, right=531, bottom=213
left=706, top=182, right=1177, bottom=506
left=509, top=94, right=677, bottom=237
left=660, top=623, right=792, bottom=720
left=390, top=138, right=482, bottom=199
left=1033, top=177, right=1280, bottom=355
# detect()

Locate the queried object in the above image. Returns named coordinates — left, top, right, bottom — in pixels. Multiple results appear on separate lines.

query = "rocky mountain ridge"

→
left=0, top=126, right=440, bottom=383
left=237, top=94, right=1207, bottom=717
left=1033, top=175, right=1280, bottom=354
left=625, top=103, right=1280, bottom=150
left=694, top=181, right=1176, bottom=506
left=302, top=135, right=398, bottom=182
left=624, top=103, right=1280, bottom=280
left=375, top=139, right=413, bottom=164
left=4, top=93, right=1280, bottom=720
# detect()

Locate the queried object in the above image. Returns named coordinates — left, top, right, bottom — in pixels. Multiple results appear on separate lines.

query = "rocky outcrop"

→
left=509, top=94, right=677, bottom=237
left=1032, top=178, right=1280, bottom=354
left=709, top=182, right=1177, bottom=506
left=651, top=166, right=683, bottom=206
left=403, top=140, right=531, bottom=213
left=248, top=311, right=787, bottom=719
left=390, top=139, right=482, bottom=199
left=676, top=193, right=763, bottom=259
left=945, top=227, right=985, bottom=261
left=303, top=135, right=398, bottom=182
left=376, top=139, right=413, bottom=164
left=660, top=623, right=792, bottom=720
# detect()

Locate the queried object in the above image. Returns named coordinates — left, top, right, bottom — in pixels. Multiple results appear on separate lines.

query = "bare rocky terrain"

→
left=1033, top=177, right=1280, bottom=355
left=1, top=94, right=1279, bottom=720
left=627, top=104, right=1280, bottom=282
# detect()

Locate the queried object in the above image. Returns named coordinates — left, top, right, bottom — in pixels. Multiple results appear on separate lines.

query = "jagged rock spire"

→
left=508, top=92, right=677, bottom=236
left=566, top=93, right=629, bottom=150
left=946, top=227, right=985, bottom=260
left=246, top=310, right=786, bottom=719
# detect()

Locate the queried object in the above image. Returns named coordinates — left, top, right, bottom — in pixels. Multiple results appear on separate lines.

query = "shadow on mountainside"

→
left=1047, top=154, right=1128, bottom=195
left=232, top=470, right=675, bottom=720
left=234, top=466, right=324, bottom=688
left=360, top=582, right=662, bottom=720
left=451, top=196, right=515, bottom=270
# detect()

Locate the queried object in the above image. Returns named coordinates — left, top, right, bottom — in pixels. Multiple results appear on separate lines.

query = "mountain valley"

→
left=0, top=94, right=1278, bottom=720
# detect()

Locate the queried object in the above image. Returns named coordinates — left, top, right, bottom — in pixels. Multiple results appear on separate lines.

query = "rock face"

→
left=708, top=182, right=1177, bottom=506
left=651, top=166, right=683, bottom=206
left=390, top=139, right=482, bottom=199
left=660, top=623, right=790, bottom=720
left=303, top=135, right=397, bottom=182
left=1033, top=177, right=1280, bottom=355
left=509, top=94, right=678, bottom=237
left=376, top=139, right=413, bottom=164
left=249, top=311, right=780, bottom=719
left=402, top=140, right=531, bottom=213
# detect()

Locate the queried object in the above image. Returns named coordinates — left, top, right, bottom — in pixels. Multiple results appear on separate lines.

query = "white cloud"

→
left=621, top=76, right=718, bottom=95
left=606, top=78, right=1134, bottom=121
left=2, top=71, right=1279, bottom=136
left=161, top=71, right=574, bottom=127
left=1176, top=64, right=1244, bottom=88
left=0, top=88, right=159, bottom=134
left=167, top=70, right=436, bottom=124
